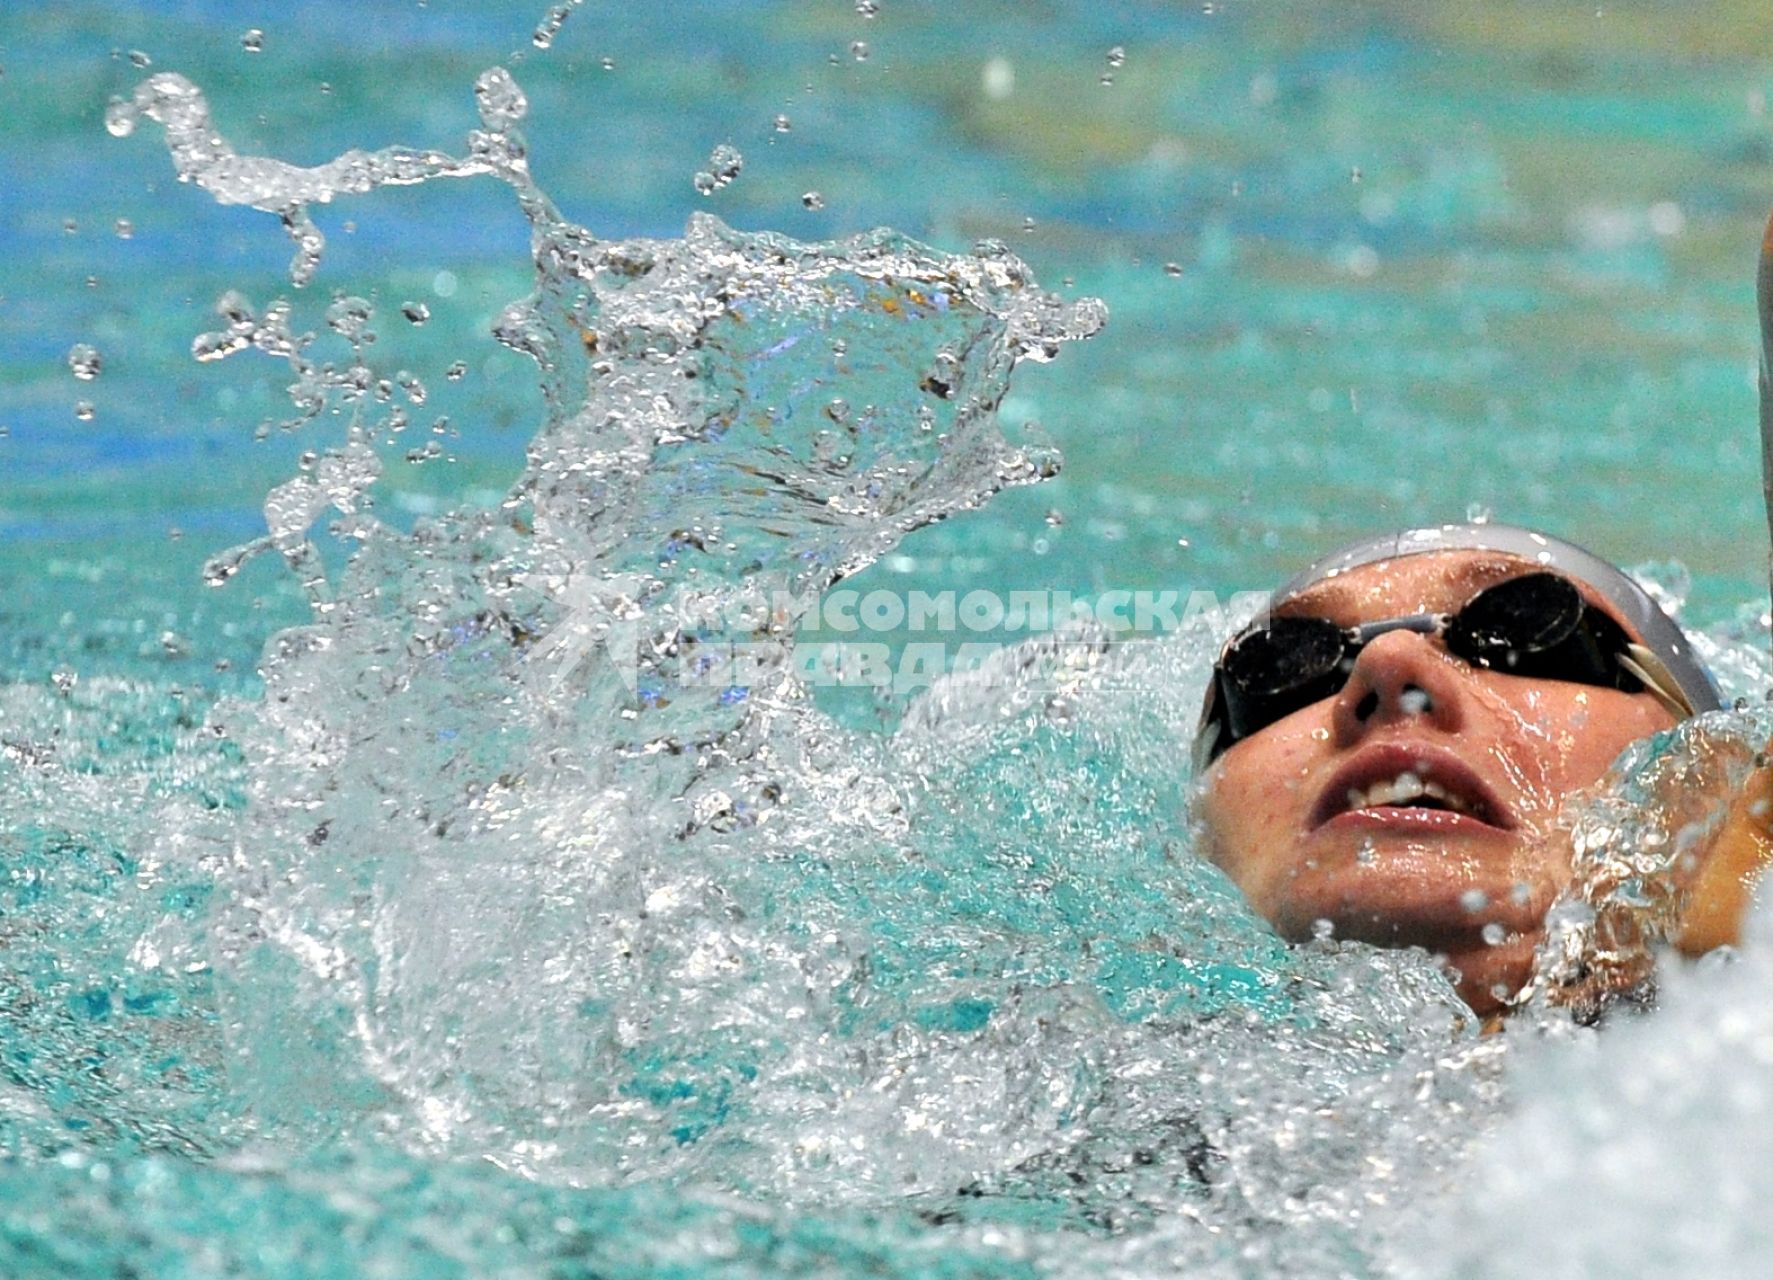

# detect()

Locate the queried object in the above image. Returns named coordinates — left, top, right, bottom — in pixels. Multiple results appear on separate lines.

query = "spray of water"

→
left=3, top=51, right=1769, bottom=1280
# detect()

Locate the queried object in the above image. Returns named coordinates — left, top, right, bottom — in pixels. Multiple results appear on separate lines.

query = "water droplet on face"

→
left=1481, top=922, right=1508, bottom=946
left=1510, top=881, right=1532, bottom=906
left=73, top=400, right=95, bottom=422
left=67, top=344, right=102, bottom=381
left=801, top=191, right=824, bottom=211
left=1460, top=889, right=1489, bottom=914
left=1355, top=839, right=1377, bottom=867
left=240, top=28, right=265, bottom=53
left=113, top=218, right=134, bottom=239
left=401, top=301, right=431, bottom=326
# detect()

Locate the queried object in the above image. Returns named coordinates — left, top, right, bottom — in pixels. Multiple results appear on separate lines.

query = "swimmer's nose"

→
left=1331, top=629, right=1467, bottom=745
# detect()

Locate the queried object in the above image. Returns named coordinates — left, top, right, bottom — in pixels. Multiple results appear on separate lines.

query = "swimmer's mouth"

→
left=1312, top=745, right=1513, bottom=831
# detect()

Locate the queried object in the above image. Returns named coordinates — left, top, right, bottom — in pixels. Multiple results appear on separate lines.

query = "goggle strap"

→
left=1618, top=643, right=1697, bottom=720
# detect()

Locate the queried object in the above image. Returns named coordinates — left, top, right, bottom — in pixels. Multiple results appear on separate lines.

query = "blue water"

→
left=6, top=3, right=1773, bottom=1277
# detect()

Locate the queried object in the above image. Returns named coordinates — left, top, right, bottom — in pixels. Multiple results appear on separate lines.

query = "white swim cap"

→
left=1272, top=522, right=1720, bottom=716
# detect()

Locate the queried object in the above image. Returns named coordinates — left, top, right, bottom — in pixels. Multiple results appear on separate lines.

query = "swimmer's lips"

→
left=1310, top=744, right=1515, bottom=835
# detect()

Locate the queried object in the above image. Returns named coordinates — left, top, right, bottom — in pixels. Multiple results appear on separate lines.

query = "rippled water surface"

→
left=8, top=3, right=1773, bottom=1277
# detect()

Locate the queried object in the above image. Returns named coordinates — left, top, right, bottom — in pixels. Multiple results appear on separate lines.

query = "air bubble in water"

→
left=1163, top=262, right=1183, bottom=277
left=62, top=218, right=77, bottom=234
left=773, top=114, right=791, bottom=133
left=445, top=360, right=467, bottom=381
left=103, top=96, right=135, bottom=137
left=600, top=56, right=615, bottom=71
left=474, top=67, right=528, bottom=130
left=850, top=40, right=870, bottom=61
left=325, top=296, right=374, bottom=340
left=1106, top=45, right=1126, bottom=68
left=73, top=400, right=95, bottom=421
left=128, top=50, right=152, bottom=69
left=532, top=2, right=576, bottom=49
left=856, top=0, right=880, bottom=15
left=801, top=191, right=824, bottom=210
left=240, top=28, right=265, bottom=53
left=114, top=218, right=134, bottom=239
left=694, top=143, right=743, bottom=196
left=67, top=344, right=102, bottom=381
left=401, top=301, right=431, bottom=325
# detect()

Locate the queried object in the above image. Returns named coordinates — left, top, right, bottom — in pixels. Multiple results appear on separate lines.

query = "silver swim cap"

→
left=1271, top=522, right=1720, bottom=717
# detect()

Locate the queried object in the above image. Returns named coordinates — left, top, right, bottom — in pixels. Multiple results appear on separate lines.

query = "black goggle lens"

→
left=1204, top=572, right=1636, bottom=764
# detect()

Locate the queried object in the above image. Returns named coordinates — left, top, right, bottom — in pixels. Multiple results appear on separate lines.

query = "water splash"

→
left=52, top=47, right=1773, bottom=1280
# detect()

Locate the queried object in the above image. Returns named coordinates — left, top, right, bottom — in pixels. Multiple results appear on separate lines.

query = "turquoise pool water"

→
left=7, top=3, right=1773, bottom=1276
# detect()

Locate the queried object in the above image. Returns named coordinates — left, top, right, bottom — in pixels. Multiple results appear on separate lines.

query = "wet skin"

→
left=1198, top=550, right=1677, bottom=1018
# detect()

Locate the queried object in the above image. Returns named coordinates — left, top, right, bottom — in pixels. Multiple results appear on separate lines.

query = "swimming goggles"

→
left=1196, top=571, right=1699, bottom=767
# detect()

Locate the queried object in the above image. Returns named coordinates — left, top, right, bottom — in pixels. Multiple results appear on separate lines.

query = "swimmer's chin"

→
left=1441, top=931, right=1541, bottom=1018
left=1266, top=863, right=1545, bottom=1016
left=1271, top=833, right=1553, bottom=947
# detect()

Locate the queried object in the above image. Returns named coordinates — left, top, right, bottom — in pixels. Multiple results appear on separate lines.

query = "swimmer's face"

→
left=1197, top=550, right=1678, bottom=1018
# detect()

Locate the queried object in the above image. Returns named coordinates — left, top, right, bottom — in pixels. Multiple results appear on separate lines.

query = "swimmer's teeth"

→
left=1345, top=772, right=1472, bottom=815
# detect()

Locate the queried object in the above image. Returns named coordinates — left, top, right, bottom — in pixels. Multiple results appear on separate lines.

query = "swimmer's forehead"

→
left=1274, top=550, right=1634, bottom=632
